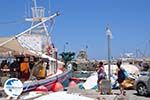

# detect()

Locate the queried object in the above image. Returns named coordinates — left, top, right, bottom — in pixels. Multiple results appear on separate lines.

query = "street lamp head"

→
left=106, top=26, right=112, bottom=37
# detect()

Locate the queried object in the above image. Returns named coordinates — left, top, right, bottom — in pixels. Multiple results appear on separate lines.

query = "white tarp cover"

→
left=82, top=64, right=140, bottom=89
left=104, top=64, right=140, bottom=76
left=82, top=72, right=98, bottom=89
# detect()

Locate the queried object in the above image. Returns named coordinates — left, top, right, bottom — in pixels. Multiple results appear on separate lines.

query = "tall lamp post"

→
left=106, top=26, right=112, bottom=94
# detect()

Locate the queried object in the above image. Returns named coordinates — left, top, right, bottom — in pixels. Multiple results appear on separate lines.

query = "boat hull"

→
left=23, top=70, right=72, bottom=92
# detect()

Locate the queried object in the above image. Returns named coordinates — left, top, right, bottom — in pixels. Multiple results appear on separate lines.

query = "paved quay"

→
left=0, top=86, right=150, bottom=100
left=67, top=87, right=126, bottom=100
left=67, top=86, right=150, bottom=100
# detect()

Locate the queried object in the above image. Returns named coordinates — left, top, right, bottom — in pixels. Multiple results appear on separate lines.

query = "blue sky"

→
left=0, top=0, right=150, bottom=59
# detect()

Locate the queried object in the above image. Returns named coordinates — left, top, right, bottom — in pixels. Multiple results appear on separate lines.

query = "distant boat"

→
left=0, top=0, right=72, bottom=92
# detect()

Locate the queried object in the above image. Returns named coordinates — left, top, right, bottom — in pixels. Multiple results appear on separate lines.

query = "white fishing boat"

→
left=0, top=0, right=72, bottom=93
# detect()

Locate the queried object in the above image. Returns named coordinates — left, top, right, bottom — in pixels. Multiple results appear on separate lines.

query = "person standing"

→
left=29, top=56, right=35, bottom=70
left=116, top=61, right=126, bottom=95
left=97, top=62, right=106, bottom=94
left=20, top=58, right=30, bottom=81
left=10, top=59, right=19, bottom=78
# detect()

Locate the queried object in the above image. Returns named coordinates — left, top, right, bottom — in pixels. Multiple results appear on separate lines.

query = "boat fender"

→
left=51, top=82, right=64, bottom=92
left=35, top=85, right=48, bottom=93
left=69, top=81, right=77, bottom=88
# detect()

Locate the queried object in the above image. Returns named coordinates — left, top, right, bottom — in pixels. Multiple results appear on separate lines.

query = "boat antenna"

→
left=24, top=0, right=27, bottom=18
left=49, top=18, right=56, bottom=35
left=32, top=0, right=38, bottom=17
left=136, top=48, right=145, bottom=58
left=48, top=0, right=51, bottom=15
left=32, top=0, right=37, bottom=8
left=25, top=0, right=31, bottom=18
left=24, top=0, right=31, bottom=18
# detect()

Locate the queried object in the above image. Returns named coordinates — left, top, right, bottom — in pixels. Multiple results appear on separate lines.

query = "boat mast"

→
left=26, top=0, right=50, bottom=40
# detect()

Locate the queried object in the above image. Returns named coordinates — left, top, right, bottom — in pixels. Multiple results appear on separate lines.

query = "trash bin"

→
left=100, top=79, right=110, bottom=94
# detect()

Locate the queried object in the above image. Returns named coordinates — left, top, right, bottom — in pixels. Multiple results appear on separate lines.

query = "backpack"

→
left=118, top=68, right=128, bottom=82
left=123, top=70, right=128, bottom=79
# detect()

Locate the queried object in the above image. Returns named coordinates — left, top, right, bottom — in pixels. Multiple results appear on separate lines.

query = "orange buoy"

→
left=51, top=82, right=64, bottom=92
left=69, top=81, right=77, bottom=88
left=35, top=85, right=48, bottom=93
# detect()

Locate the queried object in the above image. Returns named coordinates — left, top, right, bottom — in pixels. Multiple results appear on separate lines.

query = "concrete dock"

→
left=67, top=86, right=128, bottom=100
left=1, top=86, right=150, bottom=100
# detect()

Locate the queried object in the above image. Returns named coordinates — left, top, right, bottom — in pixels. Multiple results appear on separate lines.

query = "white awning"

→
left=0, top=37, right=35, bottom=55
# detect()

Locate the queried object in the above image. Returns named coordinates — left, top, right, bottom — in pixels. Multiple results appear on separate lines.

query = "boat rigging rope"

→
left=0, top=18, right=26, bottom=25
left=50, top=19, right=55, bottom=33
